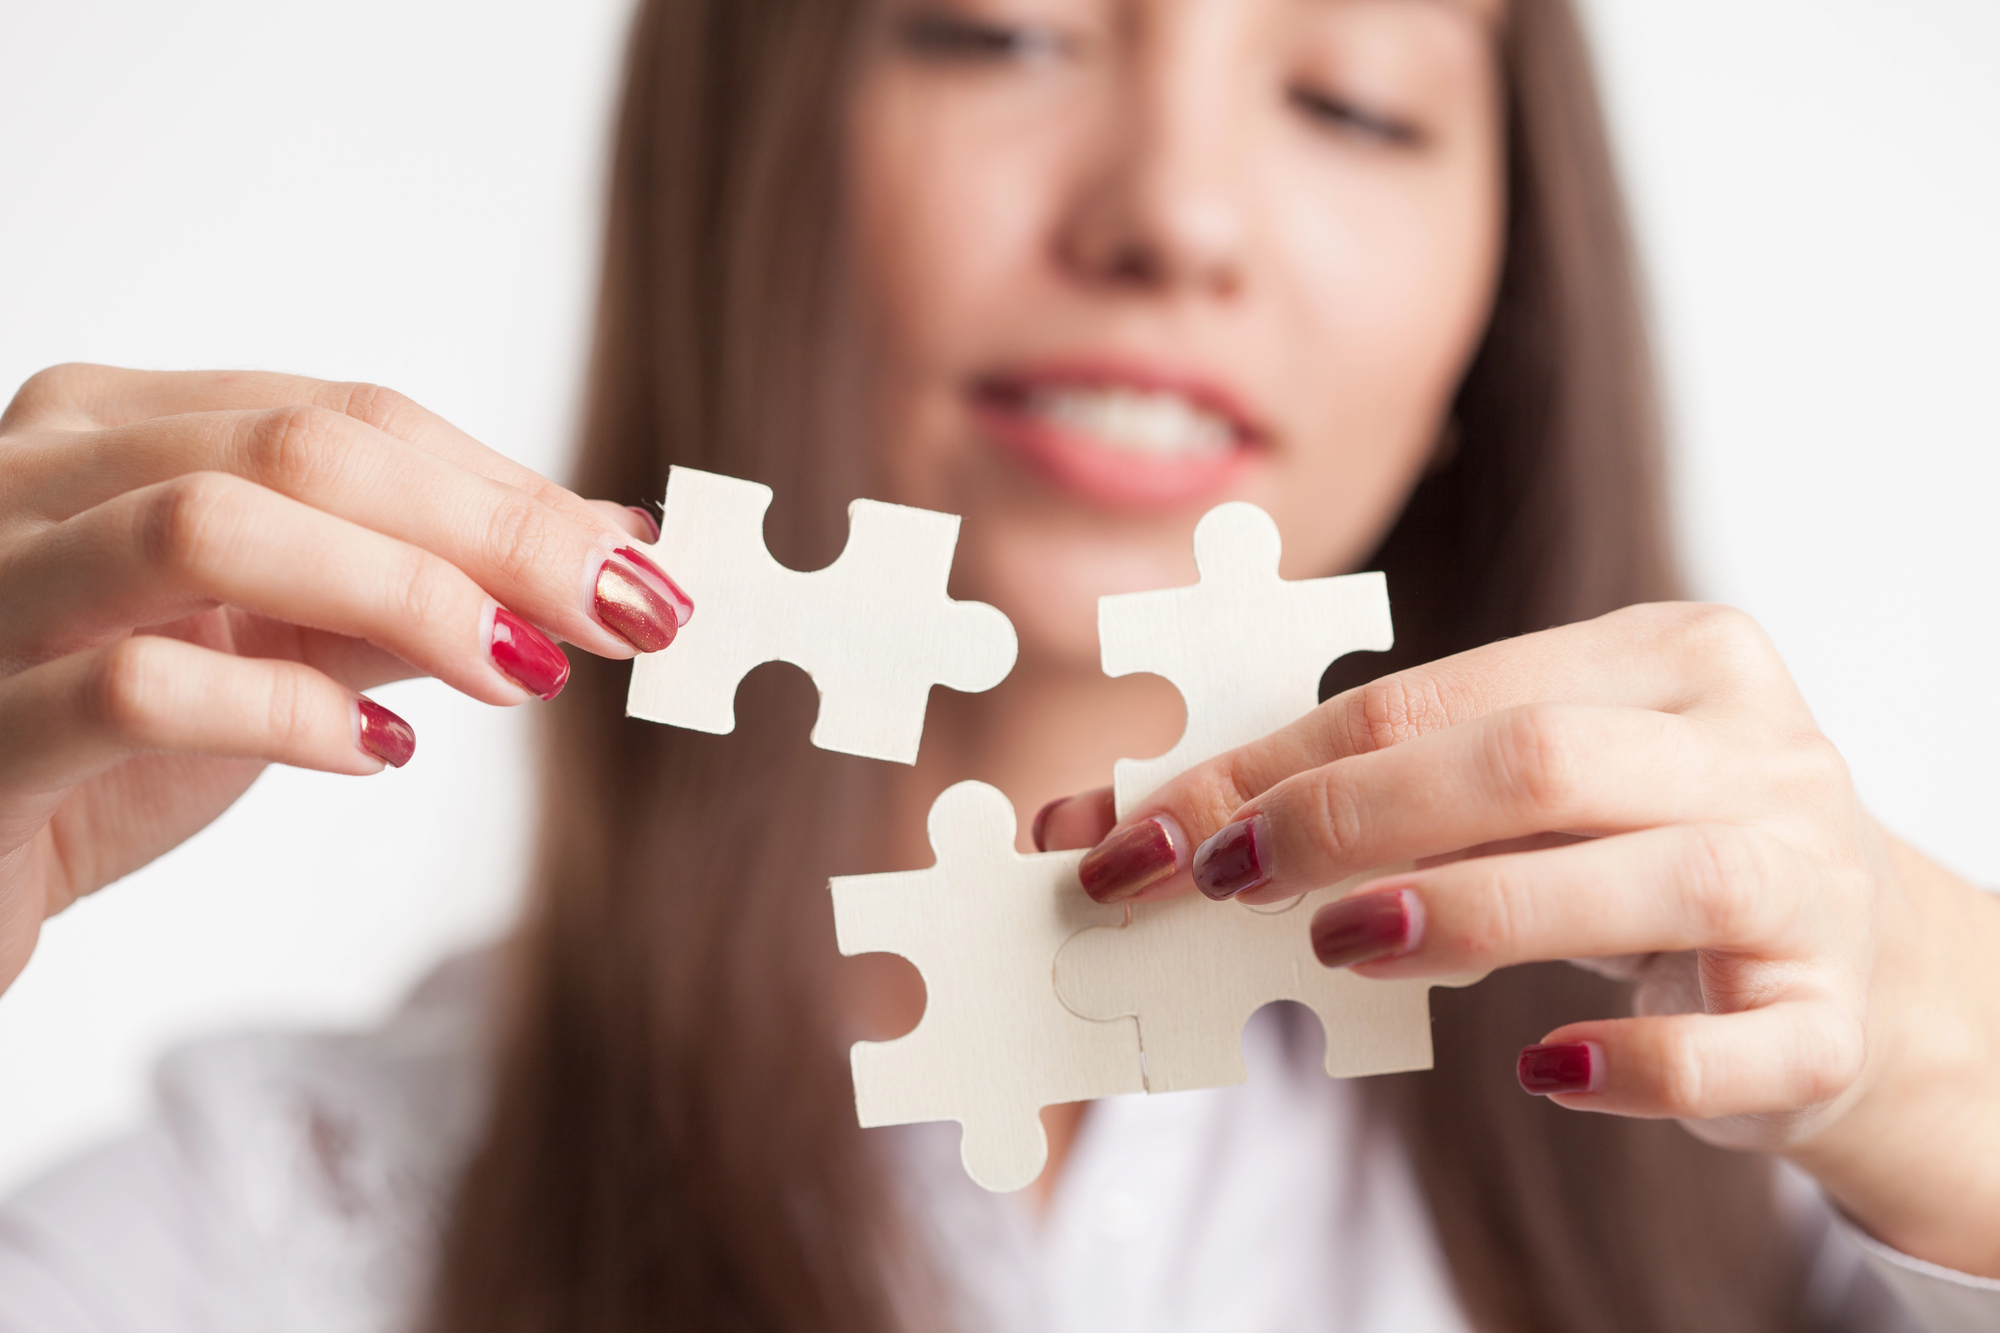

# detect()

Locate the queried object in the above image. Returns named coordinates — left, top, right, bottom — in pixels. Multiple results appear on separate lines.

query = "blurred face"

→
left=847, top=0, right=1504, bottom=667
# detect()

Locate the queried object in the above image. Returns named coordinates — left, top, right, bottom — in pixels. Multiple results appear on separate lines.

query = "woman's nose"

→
left=1055, top=45, right=1248, bottom=300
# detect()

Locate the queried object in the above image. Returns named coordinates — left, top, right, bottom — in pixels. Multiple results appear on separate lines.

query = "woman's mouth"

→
left=971, top=370, right=1261, bottom=509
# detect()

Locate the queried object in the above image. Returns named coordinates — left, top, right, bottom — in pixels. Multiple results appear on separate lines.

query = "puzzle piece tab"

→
left=1061, top=500, right=1473, bottom=1092
left=830, top=781, right=1142, bottom=1192
left=1054, top=876, right=1448, bottom=1093
left=1098, top=501, right=1392, bottom=817
left=627, top=467, right=1018, bottom=764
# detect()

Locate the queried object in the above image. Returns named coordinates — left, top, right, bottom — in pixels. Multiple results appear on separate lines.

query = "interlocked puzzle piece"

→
left=1099, top=501, right=1392, bottom=817
left=830, top=781, right=1143, bottom=1192
left=1056, top=500, right=1477, bottom=1093
left=1055, top=874, right=1445, bottom=1092
left=626, top=466, right=1018, bottom=764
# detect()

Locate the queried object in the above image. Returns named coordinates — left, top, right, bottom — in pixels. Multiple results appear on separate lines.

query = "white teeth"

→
left=1025, top=385, right=1236, bottom=460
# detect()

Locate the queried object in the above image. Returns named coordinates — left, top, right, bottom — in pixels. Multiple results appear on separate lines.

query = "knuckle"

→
left=244, top=404, right=353, bottom=494
left=1341, top=674, right=1447, bottom=755
left=1460, top=860, right=1536, bottom=964
left=320, top=381, right=423, bottom=437
left=5, top=363, right=101, bottom=429
left=259, top=665, right=321, bottom=754
left=1673, top=603, right=1782, bottom=689
left=1303, top=771, right=1369, bottom=868
left=386, top=545, right=455, bottom=634
left=141, top=472, right=245, bottom=575
left=85, top=638, right=173, bottom=743
left=1680, top=826, right=1775, bottom=943
left=1801, top=1016, right=1867, bottom=1104
left=483, top=496, right=564, bottom=588
left=1651, top=1026, right=1710, bottom=1116
left=1492, top=704, right=1583, bottom=816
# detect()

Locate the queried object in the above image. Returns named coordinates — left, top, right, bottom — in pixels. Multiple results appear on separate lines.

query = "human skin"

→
left=844, top=0, right=2000, bottom=1273
left=0, top=370, right=673, bottom=992
left=2, top=0, right=1994, bottom=1281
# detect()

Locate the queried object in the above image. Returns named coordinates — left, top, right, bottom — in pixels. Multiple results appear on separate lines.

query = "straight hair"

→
left=428, top=2, right=1804, bottom=1329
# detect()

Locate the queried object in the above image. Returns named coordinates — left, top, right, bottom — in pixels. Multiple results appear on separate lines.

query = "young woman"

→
left=1, top=1, right=1995, bottom=1330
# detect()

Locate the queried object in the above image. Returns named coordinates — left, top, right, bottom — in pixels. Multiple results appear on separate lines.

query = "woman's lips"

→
left=971, top=371, right=1262, bottom=510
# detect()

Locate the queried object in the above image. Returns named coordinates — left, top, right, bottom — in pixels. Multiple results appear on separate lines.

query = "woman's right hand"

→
left=0, top=365, right=692, bottom=995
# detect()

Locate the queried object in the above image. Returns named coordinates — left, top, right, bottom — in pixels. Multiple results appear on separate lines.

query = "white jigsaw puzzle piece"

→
left=1101, top=501, right=1392, bottom=817
left=1054, top=875, right=1450, bottom=1092
left=1060, top=500, right=1477, bottom=1093
left=627, top=467, right=1018, bottom=764
left=830, top=781, right=1143, bottom=1192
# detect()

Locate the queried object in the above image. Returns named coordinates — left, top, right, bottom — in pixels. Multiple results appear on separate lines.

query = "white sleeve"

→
left=1841, top=1217, right=2000, bottom=1333
left=0, top=1125, right=265, bottom=1333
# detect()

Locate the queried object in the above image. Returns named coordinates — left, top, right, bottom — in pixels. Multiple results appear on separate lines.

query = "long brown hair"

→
left=428, top=2, right=1804, bottom=1330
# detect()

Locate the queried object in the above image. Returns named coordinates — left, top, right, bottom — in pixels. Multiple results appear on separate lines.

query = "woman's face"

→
left=847, top=0, right=1504, bottom=666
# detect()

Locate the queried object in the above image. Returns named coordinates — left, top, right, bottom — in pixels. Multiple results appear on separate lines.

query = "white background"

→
left=0, top=1, right=1994, bottom=1195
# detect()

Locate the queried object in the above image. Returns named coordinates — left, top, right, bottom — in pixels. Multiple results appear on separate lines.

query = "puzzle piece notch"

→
left=830, top=781, right=1143, bottom=1192
left=627, top=467, right=1018, bottom=764
left=1054, top=875, right=1480, bottom=1093
left=1099, top=502, right=1392, bottom=818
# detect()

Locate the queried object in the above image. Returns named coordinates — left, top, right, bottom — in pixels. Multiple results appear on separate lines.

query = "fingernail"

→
left=624, top=504, right=661, bottom=542
left=488, top=606, right=570, bottom=700
left=1310, top=887, right=1419, bottom=968
left=1517, top=1042, right=1604, bottom=1096
left=1031, top=796, right=1067, bottom=853
left=1078, top=815, right=1184, bottom=903
left=1191, top=815, right=1269, bottom=900
left=594, top=546, right=692, bottom=653
left=355, top=697, right=416, bottom=768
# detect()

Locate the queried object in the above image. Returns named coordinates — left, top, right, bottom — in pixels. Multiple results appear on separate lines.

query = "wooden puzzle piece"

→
left=1098, top=501, right=1391, bottom=818
left=627, top=466, right=1018, bottom=764
left=830, top=781, right=1143, bottom=1192
left=1060, top=500, right=1476, bottom=1093
left=1054, top=876, right=1459, bottom=1093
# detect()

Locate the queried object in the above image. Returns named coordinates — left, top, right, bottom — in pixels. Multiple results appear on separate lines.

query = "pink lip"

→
left=971, top=360, right=1266, bottom=510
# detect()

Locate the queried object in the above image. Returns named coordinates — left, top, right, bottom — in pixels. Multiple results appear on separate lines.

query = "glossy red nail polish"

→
left=616, top=547, right=692, bottom=625
left=624, top=504, right=661, bottom=543
left=1078, top=816, right=1181, bottom=903
left=1192, top=815, right=1269, bottom=900
left=489, top=607, right=570, bottom=700
left=595, top=554, right=681, bottom=653
left=355, top=697, right=415, bottom=768
left=1517, top=1042, right=1600, bottom=1096
left=1310, top=889, right=1414, bottom=968
left=1031, top=797, right=1067, bottom=853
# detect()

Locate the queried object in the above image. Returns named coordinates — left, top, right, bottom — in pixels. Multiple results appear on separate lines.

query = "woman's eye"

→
left=894, top=10, right=1067, bottom=63
left=1288, top=85, right=1425, bottom=149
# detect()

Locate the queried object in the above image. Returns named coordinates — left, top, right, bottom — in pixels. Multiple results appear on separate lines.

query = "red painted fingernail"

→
left=1031, top=797, right=1067, bottom=853
left=594, top=547, right=689, bottom=653
left=355, top=697, right=415, bottom=768
left=1517, top=1042, right=1602, bottom=1096
left=488, top=607, right=570, bottom=700
left=1078, top=815, right=1183, bottom=903
left=624, top=504, right=661, bottom=543
left=1310, top=888, right=1417, bottom=968
left=1192, top=815, right=1269, bottom=900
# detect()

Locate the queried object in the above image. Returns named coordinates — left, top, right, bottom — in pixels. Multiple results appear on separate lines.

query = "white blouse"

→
left=0, top=955, right=1993, bottom=1333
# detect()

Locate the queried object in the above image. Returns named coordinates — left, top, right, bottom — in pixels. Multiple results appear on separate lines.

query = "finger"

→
left=2, top=472, right=565, bottom=705
left=7, top=407, right=685, bottom=659
left=139, top=610, right=423, bottom=694
left=0, top=637, right=414, bottom=810
left=1303, top=823, right=1814, bottom=978
left=1070, top=604, right=1808, bottom=903
left=1032, top=787, right=1116, bottom=852
left=8, top=365, right=625, bottom=538
left=1079, top=702, right=1729, bottom=905
left=1515, top=1002, right=1864, bottom=1122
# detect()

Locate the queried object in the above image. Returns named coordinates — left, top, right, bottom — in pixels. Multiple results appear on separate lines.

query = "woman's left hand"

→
left=1048, top=602, right=2000, bottom=1277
